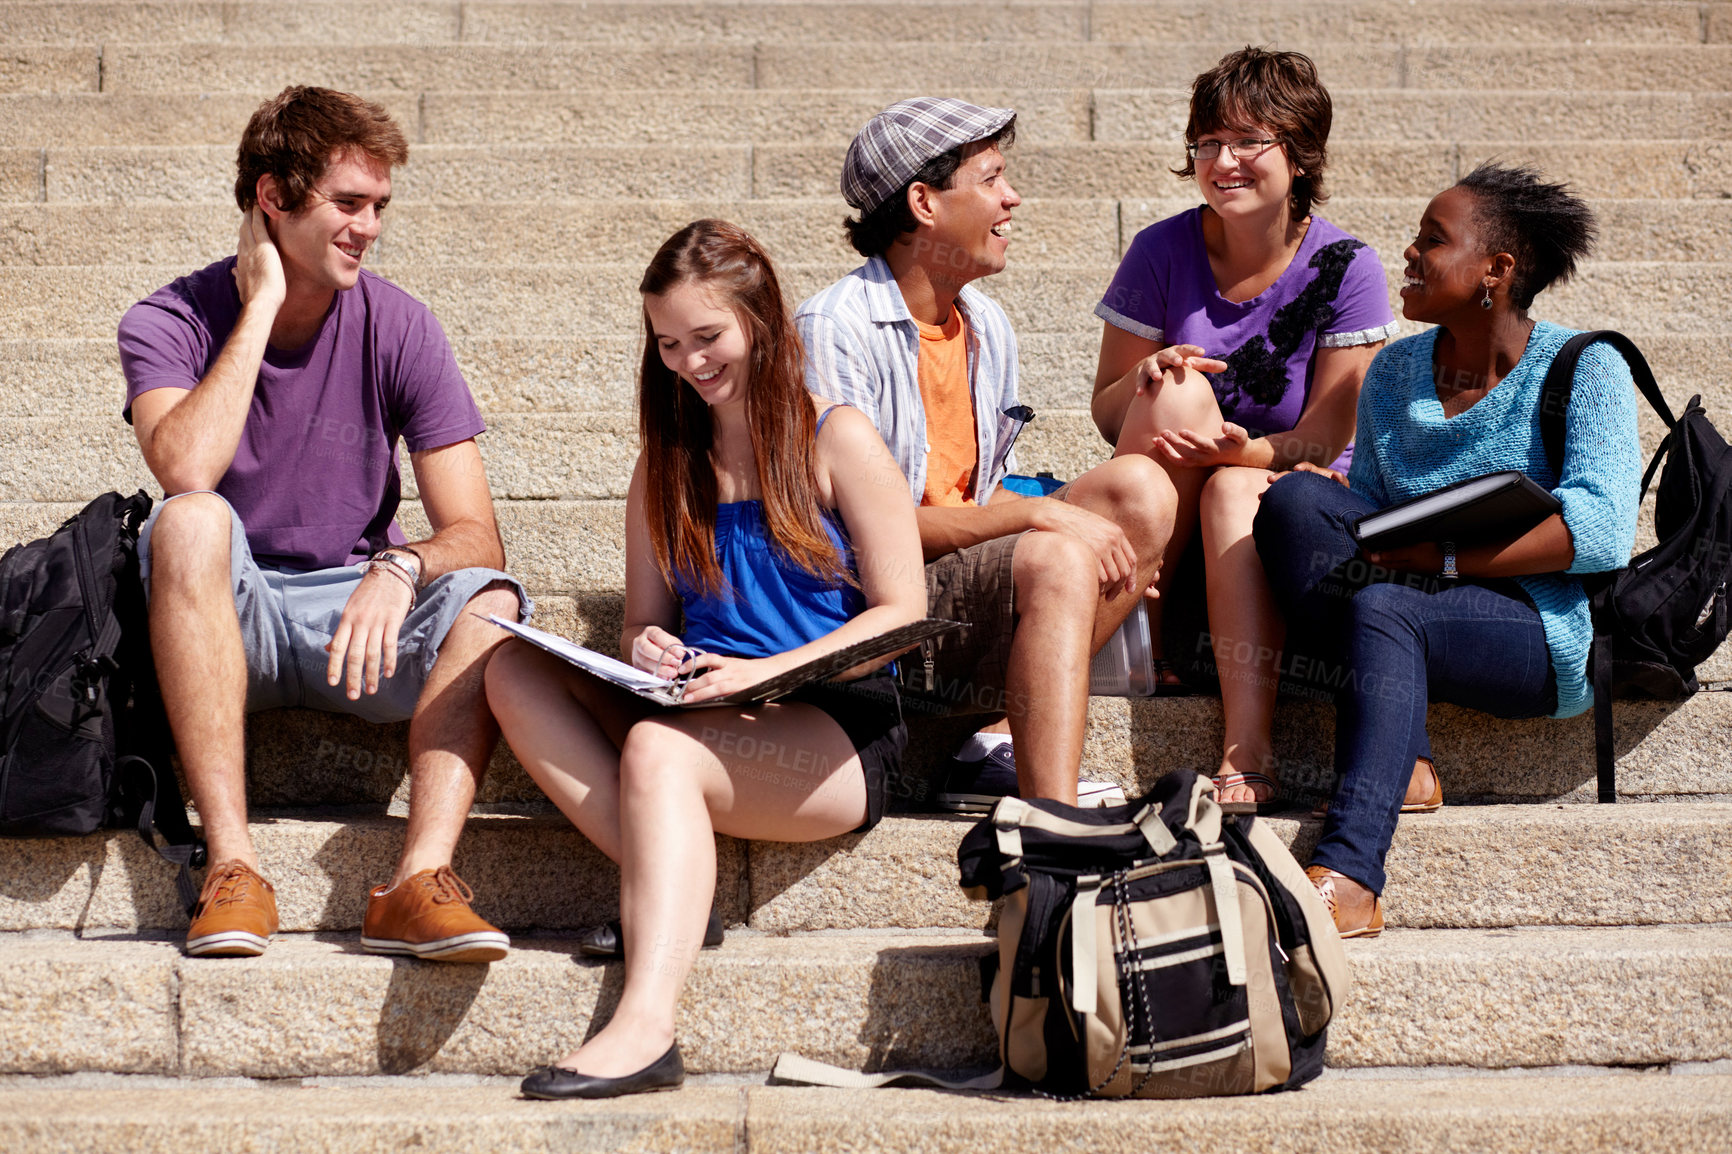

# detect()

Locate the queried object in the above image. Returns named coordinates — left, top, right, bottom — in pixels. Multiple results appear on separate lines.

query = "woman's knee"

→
left=618, top=721, right=706, bottom=802
left=1146, top=363, right=1221, bottom=427
left=484, top=639, right=548, bottom=721
left=1251, top=472, right=1358, bottom=576
left=1346, top=582, right=1426, bottom=641
left=1253, top=469, right=1335, bottom=530
left=1200, top=467, right=1274, bottom=540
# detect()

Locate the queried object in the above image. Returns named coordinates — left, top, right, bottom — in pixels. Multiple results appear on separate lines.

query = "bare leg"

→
left=1200, top=467, right=1286, bottom=806
left=484, top=639, right=657, bottom=863
left=1060, top=453, right=1176, bottom=652
left=391, top=584, right=523, bottom=884
left=1003, top=531, right=1099, bottom=804
left=146, top=493, right=253, bottom=867
left=548, top=706, right=868, bottom=1077
left=1112, top=365, right=1226, bottom=666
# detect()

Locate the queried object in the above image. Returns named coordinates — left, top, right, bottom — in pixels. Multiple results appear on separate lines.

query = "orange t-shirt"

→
left=915, top=308, right=977, bottom=507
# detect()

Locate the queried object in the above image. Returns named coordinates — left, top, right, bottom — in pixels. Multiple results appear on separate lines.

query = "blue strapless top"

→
left=676, top=500, right=863, bottom=659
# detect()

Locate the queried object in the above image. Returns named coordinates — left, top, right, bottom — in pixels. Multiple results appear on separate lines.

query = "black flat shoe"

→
left=520, top=1041, right=685, bottom=1100
left=578, top=907, right=724, bottom=959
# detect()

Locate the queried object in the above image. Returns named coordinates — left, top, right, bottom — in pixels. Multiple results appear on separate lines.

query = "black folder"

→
left=1351, top=471, right=1562, bottom=552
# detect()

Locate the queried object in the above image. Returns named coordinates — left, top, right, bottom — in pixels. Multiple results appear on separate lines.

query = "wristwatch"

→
left=1440, top=541, right=1459, bottom=581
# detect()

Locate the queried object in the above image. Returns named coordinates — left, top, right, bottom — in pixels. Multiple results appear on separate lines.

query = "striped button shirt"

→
left=795, top=256, right=1022, bottom=507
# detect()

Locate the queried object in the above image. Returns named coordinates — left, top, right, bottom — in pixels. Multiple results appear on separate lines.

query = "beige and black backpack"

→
left=776, top=768, right=1348, bottom=1099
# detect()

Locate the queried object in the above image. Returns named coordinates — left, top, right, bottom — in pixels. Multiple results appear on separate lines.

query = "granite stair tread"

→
left=4, top=803, right=1731, bottom=935
left=2, top=924, right=1729, bottom=1075
left=0, top=1070, right=1727, bottom=1154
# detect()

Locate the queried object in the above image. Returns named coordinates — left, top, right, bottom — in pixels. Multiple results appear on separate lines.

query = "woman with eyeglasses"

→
left=1090, top=46, right=1399, bottom=814
left=1251, top=166, right=1637, bottom=936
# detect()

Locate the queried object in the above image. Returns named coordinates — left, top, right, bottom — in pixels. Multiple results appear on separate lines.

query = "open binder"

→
left=484, top=615, right=959, bottom=707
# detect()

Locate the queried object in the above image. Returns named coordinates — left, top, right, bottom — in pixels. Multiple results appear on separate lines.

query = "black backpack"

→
left=1, top=490, right=205, bottom=907
left=1539, top=331, right=1732, bottom=802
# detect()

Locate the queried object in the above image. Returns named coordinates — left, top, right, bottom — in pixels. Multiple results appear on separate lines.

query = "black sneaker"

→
left=937, top=744, right=1019, bottom=814
left=937, top=743, right=1129, bottom=814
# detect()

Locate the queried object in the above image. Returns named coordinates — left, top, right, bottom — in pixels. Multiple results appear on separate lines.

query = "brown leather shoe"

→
left=362, top=866, right=509, bottom=962
left=186, top=860, right=279, bottom=957
left=1305, top=865, right=1384, bottom=939
left=1312, top=758, right=1443, bottom=818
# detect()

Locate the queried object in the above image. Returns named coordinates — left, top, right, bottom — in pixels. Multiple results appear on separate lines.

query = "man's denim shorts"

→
left=138, top=491, right=533, bottom=724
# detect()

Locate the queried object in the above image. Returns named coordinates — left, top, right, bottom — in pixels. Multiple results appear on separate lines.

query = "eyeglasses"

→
left=1186, top=137, right=1279, bottom=162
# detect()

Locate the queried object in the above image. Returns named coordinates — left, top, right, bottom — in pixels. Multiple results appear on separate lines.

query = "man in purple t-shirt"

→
left=117, top=87, right=528, bottom=962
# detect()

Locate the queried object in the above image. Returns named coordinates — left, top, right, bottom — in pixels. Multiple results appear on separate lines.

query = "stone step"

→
left=11, top=42, right=1716, bottom=99
left=0, top=487, right=1721, bottom=668
left=0, top=392, right=1695, bottom=505
left=18, top=140, right=1732, bottom=205
left=5, top=197, right=1730, bottom=269
left=3, top=1070, right=1728, bottom=1154
left=0, top=198, right=1122, bottom=267
left=6, top=261, right=1728, bottom=343
left=0, top=0, right=1720, bottom=47
left=7, top=88, right=1731, bottom=150
left=9, top=332, right=1727, bottom=423
left=753, top=43, right=1732, bottom=93
left=3, top=925, right=1729, bottom=1075
left=0, top=1, right=462, bottom=45
left=5, top=802, right=1728, bottom=935
left=0, top=478, right=1707, bottom=636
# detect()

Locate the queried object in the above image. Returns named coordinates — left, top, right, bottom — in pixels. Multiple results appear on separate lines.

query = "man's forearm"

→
left=394, top=516, right=506, bottom=582
left=916, top=494, right=1044, bottom=559
left=142, top=303, right=275, bottom=493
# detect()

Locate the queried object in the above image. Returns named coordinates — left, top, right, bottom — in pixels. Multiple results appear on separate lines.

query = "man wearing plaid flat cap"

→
left=797, top=97, right=1176, bottom=814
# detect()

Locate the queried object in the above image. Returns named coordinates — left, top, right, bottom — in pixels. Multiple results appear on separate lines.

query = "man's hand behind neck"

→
left=235, top=205, right=336, bottom=352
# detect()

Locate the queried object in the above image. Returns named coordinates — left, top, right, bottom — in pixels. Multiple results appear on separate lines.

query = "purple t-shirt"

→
left=1095, top=207, right=1396, bottom=470
left=119, top=259, right=484, bottom=571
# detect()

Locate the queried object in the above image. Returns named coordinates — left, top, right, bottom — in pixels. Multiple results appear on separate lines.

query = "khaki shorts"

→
left=896, top=531, right=1024, bottom=717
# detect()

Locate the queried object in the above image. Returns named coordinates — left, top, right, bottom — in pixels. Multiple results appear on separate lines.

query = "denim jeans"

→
left=1253, top=471, right=1557, bottom=894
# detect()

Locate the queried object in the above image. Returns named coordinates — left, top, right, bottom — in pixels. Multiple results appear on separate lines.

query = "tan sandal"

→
left=1305, top=865, right=1384, bottom=939
left=1313, top=757, right=1443, bottom=818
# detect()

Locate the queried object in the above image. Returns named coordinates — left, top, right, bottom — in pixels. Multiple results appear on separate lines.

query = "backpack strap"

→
left=1539, top=329, right=1675, bottom=480
left=1069, top=873, right=1104, bottom=1013
left=1592, top=592, right=1618, bottom=804
left=1180, top=777, right=1250, bottom=986
left=771, top=1052, right=1005, bottom=1092
left=1538, top=331, right=1669, bottom=806
left=117, top=755, right=206, bottom=912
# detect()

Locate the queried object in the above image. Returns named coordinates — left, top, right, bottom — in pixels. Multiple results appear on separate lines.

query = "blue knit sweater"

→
left=1347, top=323, right=1640, bottom=717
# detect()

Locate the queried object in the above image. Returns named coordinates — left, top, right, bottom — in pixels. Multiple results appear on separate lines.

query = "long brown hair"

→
left=638, top=220, right=849, bottom=598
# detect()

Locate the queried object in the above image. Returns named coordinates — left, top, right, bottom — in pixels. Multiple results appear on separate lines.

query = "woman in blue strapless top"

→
left=484, top=220, right=926, bottom=1100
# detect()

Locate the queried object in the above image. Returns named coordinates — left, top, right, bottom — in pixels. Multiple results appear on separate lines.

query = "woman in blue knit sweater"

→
left=1252, top=165, right=1639, bottom=937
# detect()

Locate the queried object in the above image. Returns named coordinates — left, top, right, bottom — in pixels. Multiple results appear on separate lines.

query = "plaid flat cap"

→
left=841, top=97, right=1016, bottom=214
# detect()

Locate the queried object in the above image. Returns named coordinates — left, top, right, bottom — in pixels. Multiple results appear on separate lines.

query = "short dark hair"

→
left=1454, top=163, right=1598, bottom=310
left=234, top=86, right=409, bottom=213
left=842, top=120, right=1017, bottom=259
left=1173, top=46, right=1331, bottom=221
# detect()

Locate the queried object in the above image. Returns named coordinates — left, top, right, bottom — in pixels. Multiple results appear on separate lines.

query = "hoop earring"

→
left=1480, top=283, right=1494, bottom=310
